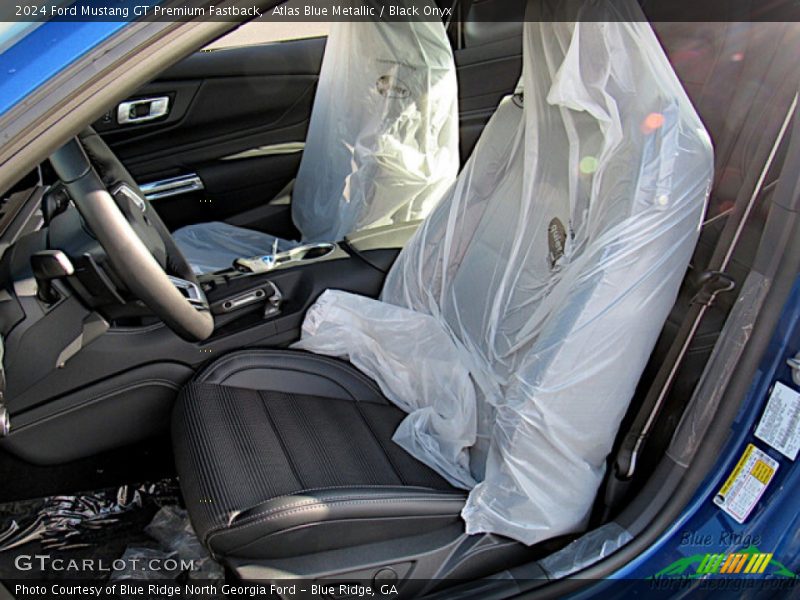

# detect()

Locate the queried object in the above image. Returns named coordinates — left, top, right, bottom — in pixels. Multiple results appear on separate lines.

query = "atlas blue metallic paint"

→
left=0, top=1, right=160, bottom=117
left=576, top=277, right=800, bottom=594
left=0, top=22, right=125, bottom=116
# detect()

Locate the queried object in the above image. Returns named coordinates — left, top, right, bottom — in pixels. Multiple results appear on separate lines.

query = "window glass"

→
left=0, top=23, right=42, bottom=54
left=205, top=0, right=330, bottom=50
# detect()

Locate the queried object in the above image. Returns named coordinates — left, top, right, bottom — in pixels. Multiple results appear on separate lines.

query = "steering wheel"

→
left=49, top=129, right=214, bottom=342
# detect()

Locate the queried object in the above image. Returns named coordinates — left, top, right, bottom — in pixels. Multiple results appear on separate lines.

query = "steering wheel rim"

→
left=49, top=136, right=214, bottom=342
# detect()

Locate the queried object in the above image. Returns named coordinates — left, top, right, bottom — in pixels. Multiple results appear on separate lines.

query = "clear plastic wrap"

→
left=174, top=4, right=458, bottom=274
left=109, top=507, right=223, bottom=581
left=297, top=289, right=479, bottom=488
left=668, top=272, right=771, bottom=467
left=0, top=481, right=176, bottom=552
left=294, top=0, right=713, bottom=545
left=172, top=222, right=298, bottom=275
left=539, top=523, right=633, bottom=579
left=292, top=3, right=459, bottom=242
left=144, top=506, right=223, bottom=581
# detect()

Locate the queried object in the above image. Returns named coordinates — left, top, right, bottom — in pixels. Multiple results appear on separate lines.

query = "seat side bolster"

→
left=206, top=487, right=467, bottom=558
left=194, top=348, right=388, bottom=404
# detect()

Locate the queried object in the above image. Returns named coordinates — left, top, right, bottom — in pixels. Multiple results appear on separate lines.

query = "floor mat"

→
left=0, top=480, right=222, bottom=582
left=0, top=435, right=176, bottom=503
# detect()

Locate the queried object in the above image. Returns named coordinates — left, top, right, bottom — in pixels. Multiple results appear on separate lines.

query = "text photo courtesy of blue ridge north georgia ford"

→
left=0, top=0, right=800, bottom=598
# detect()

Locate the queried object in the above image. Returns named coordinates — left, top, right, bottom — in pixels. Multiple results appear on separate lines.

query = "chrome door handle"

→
left=117, top=96, right=170, bottom=125
left=140, top=174, right=204, bottom=201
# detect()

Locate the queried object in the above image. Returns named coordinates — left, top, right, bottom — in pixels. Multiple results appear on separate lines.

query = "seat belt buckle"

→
left=0, top=402, right=9, bottom=437
left=788, top=353, right=800, bottom=387
left=691, top=270, right=736, bottom=306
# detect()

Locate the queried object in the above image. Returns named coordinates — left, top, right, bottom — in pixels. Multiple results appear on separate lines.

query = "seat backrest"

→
left=291, top=8, right=459, bottom=243
left=381, top=0, right=713, bottom=544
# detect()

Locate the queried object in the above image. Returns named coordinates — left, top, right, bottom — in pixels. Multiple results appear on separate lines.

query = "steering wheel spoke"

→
left=168, top=275, right=210, bottom=312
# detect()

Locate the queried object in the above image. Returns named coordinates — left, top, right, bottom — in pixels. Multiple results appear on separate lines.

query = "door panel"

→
left=97, top=18, right=523, bottom=234
left=95, top=37, right=326, bottom=234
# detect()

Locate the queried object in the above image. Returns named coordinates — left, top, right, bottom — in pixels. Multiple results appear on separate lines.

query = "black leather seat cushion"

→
left=172, top=349, right=466, bottom=559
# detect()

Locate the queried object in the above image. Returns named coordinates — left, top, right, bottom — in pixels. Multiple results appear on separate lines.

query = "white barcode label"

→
left=755, top=381, right=800, bottom=460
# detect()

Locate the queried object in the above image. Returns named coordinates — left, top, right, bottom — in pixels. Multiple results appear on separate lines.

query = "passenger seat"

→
left=173, top=14, right=459, bottom=274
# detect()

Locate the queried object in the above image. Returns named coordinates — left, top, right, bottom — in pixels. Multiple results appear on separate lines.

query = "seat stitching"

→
left=286, top=392, right=343, bottom=485
left=181, top=389, right=228, bottom=543
left=225, top=511, right=462, bottom=556
left=205, top=484, right=463, bottom=537
left=336, top=400, right=396, bottom=484
left=204, top=492, right=465, bottom=539
left=201, top=367, right=359, bottom=401
left=197, top=350, right=385, bottom=398
left=207, top=496, right=465, bottom=543
left=229, top=491, right=466, bottom=528
left=287, top=354, right=384, bottom=394
left=256, top=390, right=306, bottom=490
left=202, top=488, right=464, bottom=540
left=352, top=403, right=407, bottom=486
left=251, top=484, right=456, bottom=496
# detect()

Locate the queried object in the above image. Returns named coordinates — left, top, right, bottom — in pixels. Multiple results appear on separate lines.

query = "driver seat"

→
left=172, top=89, right=526, bottom=565
left=172, top=0, right=712, bottom=578
left=173, top=350, right=467, bottom=559
left=173, top=68, right=529, bottom=573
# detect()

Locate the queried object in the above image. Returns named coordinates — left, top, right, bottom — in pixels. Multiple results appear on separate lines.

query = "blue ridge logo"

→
left=651, top=546, right=798, bottom=579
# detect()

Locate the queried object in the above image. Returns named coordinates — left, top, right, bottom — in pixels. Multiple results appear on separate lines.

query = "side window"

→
left=205, top=0, right=330, bottom=50
left=451, top=0, right=525, bottom=50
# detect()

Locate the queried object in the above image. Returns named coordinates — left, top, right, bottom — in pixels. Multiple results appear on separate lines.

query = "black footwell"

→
left=0, top=480, right=221, bottom=582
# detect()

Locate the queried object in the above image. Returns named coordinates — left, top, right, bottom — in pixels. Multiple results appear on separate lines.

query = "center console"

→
left=199, top=240, right=376, bottom=341
left=1, top=223, right=415, bottom=465
left=197, top=220, right=422, bottom=342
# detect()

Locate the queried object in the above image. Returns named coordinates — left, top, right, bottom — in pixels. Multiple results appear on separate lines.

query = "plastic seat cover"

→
left=173, top=8, right=458, bottom=274
left=293, top=0, right=713, bottom=545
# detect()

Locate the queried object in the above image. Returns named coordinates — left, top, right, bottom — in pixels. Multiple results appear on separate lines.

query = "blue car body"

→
left=1, top=14, right=798, bottom=595
left=597, top=277, right=800, bottom=588
left=0, top=21, right=126, bottom=116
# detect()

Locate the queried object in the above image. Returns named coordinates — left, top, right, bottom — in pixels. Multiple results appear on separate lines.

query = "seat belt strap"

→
left=0, top=334, right=9, bottom=437
left=603, top=91, right=798, bottom=514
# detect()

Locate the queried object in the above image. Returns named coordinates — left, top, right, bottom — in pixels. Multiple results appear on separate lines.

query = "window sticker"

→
left=755, top=381, right=800, bottom=460
left=714, top=444, right=778, bottom=524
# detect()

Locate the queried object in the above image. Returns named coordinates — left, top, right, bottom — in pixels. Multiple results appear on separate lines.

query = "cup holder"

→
left=289, top=242, right=337, bottom=262
left=233, top=242, right=338, bottom=274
